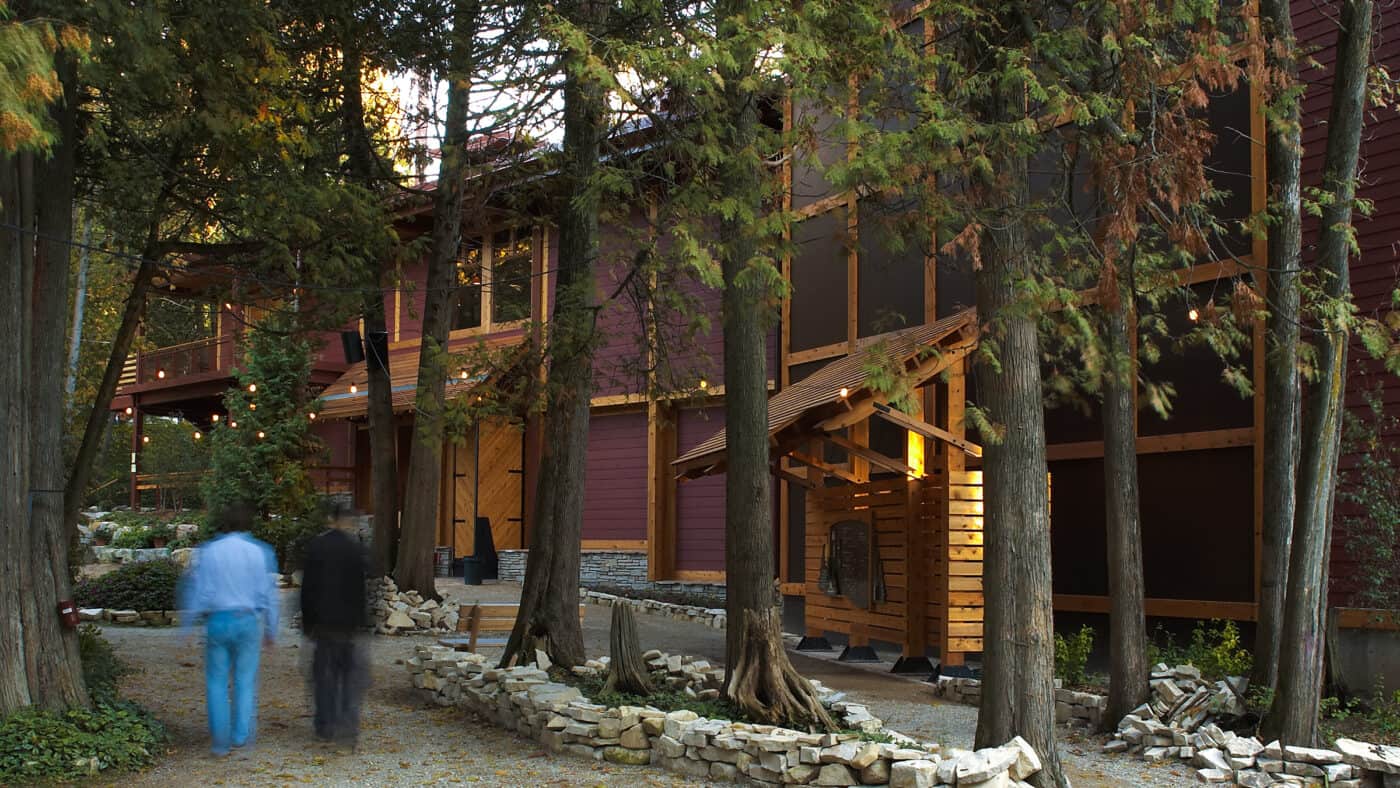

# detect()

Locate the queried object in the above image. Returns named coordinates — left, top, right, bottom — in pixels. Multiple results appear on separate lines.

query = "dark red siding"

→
left=1292, top=0, right=1400, bottom=605
left=676, top=406, right=727, bottom=570
left=582, top=410, right=649, bottom=541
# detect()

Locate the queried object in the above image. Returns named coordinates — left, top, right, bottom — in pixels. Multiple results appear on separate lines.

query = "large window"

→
left=451, top=229, right=533, bottom=332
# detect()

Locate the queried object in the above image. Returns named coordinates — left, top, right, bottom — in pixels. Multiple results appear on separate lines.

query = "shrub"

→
left=74, top=559, right=181, bottom=611
left=1338, top=385, right=1400, bottom=609
left=0, top=701, right=165, bottom=783
left=1147, top=620, right=1251, bottom=680
left=78, top=625, right=130, bottom=704
left=110, top=527, right=150, bottom=549
left=562, top=669, right=755, bottom=725
left=1054, top=625, right=1095, bottom=687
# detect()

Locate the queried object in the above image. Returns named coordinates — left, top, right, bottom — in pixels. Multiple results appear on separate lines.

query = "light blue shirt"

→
left=180, top=532, right=280, bottom=639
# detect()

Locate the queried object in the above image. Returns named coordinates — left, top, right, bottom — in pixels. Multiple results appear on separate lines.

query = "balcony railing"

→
left=128, top=335, right=240, bottom=386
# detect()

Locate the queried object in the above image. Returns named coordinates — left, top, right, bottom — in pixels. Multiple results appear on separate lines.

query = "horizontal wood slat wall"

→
left=803, top=458, right=985, bottom=666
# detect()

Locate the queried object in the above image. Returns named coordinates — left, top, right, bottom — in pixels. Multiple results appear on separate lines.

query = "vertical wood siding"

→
left=582, top=410, right=649, bottom=541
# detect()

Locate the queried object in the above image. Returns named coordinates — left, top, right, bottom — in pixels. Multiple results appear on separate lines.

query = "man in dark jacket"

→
left=299, top=500, right=368, bottom=747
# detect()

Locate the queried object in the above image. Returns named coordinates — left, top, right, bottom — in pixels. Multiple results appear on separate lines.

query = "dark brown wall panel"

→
left=790, top=210, right=849, bottom=351
left=582, top=410, right=648, bottom=541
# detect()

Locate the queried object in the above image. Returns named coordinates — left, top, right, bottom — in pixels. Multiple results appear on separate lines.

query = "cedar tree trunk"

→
left=394, top=1, right=477, bottom=599
left=1253, top=0, right=1304, bottom=694
left=1263, top=0, right=1371, bottom=746
left=340, top=41, right=400, bottom=577
left=1, top=152, right=32, bottom=714
left=499, top=4, right=605, bottom=669
left=1101, top=290, right=1148, bottom=728
left=970, top=66, right=1067, bottom=787
left=25, top=55, right=89, bottom=710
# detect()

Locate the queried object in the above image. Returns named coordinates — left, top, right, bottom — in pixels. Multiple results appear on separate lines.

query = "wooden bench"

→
left=438, top=603, right=586, bottom=652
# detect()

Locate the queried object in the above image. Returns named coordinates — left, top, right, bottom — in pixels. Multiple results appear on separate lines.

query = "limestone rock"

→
left=955, top=746, right=1019, bottom=784
left=889, top=759, right=938, bottom=788
left=1194, top=767, right=1232, bottom=783
left=602, top=746, right=651, bottom=766
left=619, top=725, right=649, bottom=750
left=1007, top=736, right=1042, bottom=780
left=858, top=758, right=890, bottom=784
left=1282, top=744, right=1342, bottom=765
left=385, top=610, right=415, bottom=629
left=1193, top=748, right=1231, bottom=772
left=1335, top=738, right=1400, bottom=775
left=814, top=763, right=858, bottom=786
left=849, top=742, right=882, bottom=770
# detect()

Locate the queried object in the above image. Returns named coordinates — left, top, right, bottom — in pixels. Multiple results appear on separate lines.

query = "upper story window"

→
left=451, top=228, right=534, bottom=332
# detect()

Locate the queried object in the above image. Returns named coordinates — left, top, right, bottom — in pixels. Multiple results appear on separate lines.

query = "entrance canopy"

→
left=317, top=333, right=527, bottom=420
left=673, top=309, right=980, bottom=480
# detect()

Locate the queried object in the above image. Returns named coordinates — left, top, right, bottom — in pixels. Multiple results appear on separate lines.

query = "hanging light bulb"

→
left=839, top=387, right=849, bottom=398
left=257, top=431, right=265, bottom=439
left=460, top=369, right=469, bottom=380
left=248, top=402, right=257, bottom=411
left=698, top=378, right=708, bottom=390
left=124, top=406, right=133, bottom=416
left=224, top=302, right=232, bottom=310
left=350, top=383, right=358, bottom=393
left=142, top=435, right=150, bottom=444
left=193, top=431, right=202, bottom=440
left=248, top=383, right=257, bottom=393
left=1188, top=307, right=1200, bottom=322
left=156, top=369, right=166, bottom=379
left=230, top=420, right=238, bottom=428
left=211, top=414, right=220, bottom=422
left=308, top=412, right=317, bottom=420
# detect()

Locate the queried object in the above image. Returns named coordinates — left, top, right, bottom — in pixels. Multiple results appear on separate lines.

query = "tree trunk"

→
left=604, top=603, right=652, bottom=695
left=970, top=69, right=1067, bottom=787
left=728, top=609, right=835, bottom=729
left=1, top=152, right=34, bottom=716
left=1252, top=0, right=1304, bottom=695
left=66, top=215, right=91, bottom=399
left=1102, top=291, right=1148, bottom=728
left=24, top=53, right=89, bottom=710
left=1262, top=0, right=1372, bottom=747
left=499, top=10, right=604, bottom=668
left=339, top=41, right=400, bottom=577
left=394, top=1, right=477, bottom=599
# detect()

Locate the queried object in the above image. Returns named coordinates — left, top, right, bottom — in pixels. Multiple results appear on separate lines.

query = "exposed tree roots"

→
left=726, top=608, right=834, bottom=731
left=603, top=603, right=652, bottom=695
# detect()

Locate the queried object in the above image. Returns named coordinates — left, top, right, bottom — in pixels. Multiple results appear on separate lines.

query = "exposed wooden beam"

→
left=871, top=401, right=983, bottom=458
left=1044, top=427, right=1254, bottom=461
left=823, top=433, right=915, bottom=477
left=788, top=450, right=861, bottom=484
left=772, top=464, right=818, bottom=489
left=816, top=340, right=976, bottom=432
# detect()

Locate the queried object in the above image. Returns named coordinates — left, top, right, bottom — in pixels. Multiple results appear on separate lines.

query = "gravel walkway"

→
left=94, top=582, right=1195, bottom=786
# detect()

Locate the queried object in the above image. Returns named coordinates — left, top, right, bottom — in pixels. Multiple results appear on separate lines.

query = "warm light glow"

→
left=230, top=420, right=238, bottom=428
left=124, top=406, right=133, bottom=415
left=141, top=435, right=149, bottom=444
left=211, top=414, right=220, bottom=422
left=350, top=384, right=358, bottom=393
left=156, top=369, right=166, bottom=379
left=193, top=431, right=202, bottom=440
left=460, top=370, right=469, bottom=380
left=249, top=403, right=257, bottom=411
left=248, top=383, right=257, bottom=393
left=1188, top=307, right=1200, bottom=322
left=698, top=379, right=708, bottom=390
left=907, top=432, right=925, bottom=479
left=224, top=303, right=232, bottom=310
left=257, top=431, right=265, bottom=439
left=308, top=412, right=316, bottom=420
left=839, top=387, right=849, bottom=398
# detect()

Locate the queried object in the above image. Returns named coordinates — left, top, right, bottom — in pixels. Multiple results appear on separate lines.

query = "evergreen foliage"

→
left=72, top=559, right=181, bottom=612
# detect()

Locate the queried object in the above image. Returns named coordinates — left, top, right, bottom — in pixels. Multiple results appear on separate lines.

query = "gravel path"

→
left=94, top=582, right=1195, bottom=786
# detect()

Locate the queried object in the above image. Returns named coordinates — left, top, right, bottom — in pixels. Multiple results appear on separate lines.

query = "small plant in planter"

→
left=91, top=525, right=114, bottom=546
left=147, top=524, right=175, bottom=549
left=110, top=528, right=150, bottom=550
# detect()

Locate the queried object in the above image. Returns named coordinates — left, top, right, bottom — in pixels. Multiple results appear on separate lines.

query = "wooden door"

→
left=451, top=419, right=524, bottom=557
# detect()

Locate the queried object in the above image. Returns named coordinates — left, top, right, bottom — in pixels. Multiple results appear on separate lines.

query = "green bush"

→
left=110, top=528, right=150, bottom=549
left=1054, top=625, right=1095, bottom=687
left=1147, top=620, right=1252, bottom=680
left=73, top=559, right=181, bottom=612
left=0, top=700, right=165, bottom=783
left=562, top=669, right=756, bottom=725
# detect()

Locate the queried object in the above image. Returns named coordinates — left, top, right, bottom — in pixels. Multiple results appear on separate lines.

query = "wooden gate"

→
left=447, top=419, right=524, bottom=557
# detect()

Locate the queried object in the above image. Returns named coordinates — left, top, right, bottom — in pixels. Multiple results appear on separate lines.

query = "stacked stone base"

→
left=1103, top=664, right=1400, bottom=787
left=582, top=589, right=727, bottom=630
left=369, top=577, right=459, bottom=635
left=406, top=644, right=1048, bottom=786
left=498, top=550, right=726, bottom=602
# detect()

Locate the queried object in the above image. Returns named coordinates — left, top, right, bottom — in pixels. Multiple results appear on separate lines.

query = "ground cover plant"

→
left=560, top=668, right=756, bottom=725
left=73, top=559, right=181, bottom=612
left=1147, top=620, right=1253, bottom=681
left=0, top=628, right=165, bottom=783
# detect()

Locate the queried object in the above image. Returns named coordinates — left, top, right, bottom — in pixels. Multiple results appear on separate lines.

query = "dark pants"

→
left=311, top=632, right=364, bottom=744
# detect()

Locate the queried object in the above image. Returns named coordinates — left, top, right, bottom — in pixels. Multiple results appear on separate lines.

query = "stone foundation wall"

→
left=931, top=677, right=1106, bottom=730
left=498, top=550, right=725, bottom=601
left=77, top=608, right=177, bottom=626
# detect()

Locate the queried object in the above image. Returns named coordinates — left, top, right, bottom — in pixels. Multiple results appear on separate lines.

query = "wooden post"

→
left=129, top=405, right=143, bottom=509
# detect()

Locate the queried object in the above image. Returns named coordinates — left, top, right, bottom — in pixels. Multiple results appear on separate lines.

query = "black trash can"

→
left=462, top=556, right=483, bottom=586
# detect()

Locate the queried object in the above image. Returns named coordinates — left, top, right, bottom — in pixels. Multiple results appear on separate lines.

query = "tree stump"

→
left=726, top=608, right=834, bottom=730
left=603, top=603, right=652, bottom=695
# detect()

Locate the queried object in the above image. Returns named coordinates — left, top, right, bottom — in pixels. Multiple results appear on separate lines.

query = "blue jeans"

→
left=205, top=610, right=263, bottom=754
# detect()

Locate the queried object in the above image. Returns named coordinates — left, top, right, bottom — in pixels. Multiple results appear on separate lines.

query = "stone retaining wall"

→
left=406, top=644, right=1047, bottom=786
left=77, top=608, right=177, bottom=626
left=581, top=590, right=727, bottom=630
left=499, top=550, right=726, bottom=601
left=931, top=677, right=1106, bottom=730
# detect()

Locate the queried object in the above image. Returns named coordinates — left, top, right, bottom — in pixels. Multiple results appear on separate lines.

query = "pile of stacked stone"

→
left=1102, top=664, right=1400, bottom=787
left=930, top=677, right=1107, bottom=730
left=405, top=643, right=1047, bottom=786
left=580, top=589, right=727, bottom=630
left=369, top=577, right=459, bottom=635
left=77, top=608, right=178, bottom=626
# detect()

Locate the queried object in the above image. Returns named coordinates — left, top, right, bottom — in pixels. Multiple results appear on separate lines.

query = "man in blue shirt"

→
left=180, top=501, right=280, bottom=756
